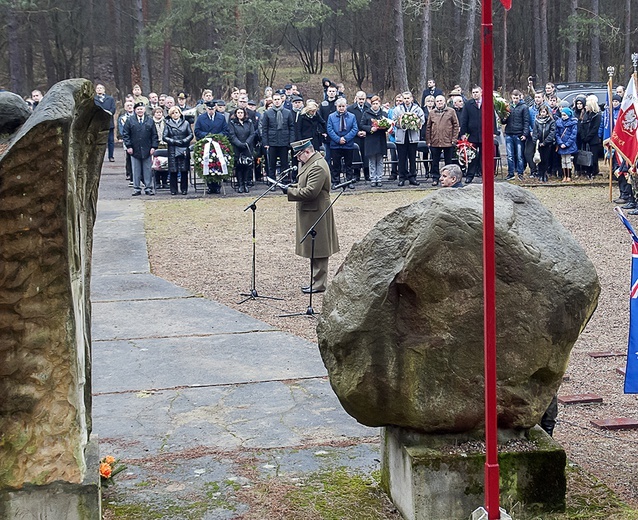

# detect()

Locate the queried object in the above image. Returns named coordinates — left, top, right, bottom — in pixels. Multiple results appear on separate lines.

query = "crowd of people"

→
left=85, top=78, right=630, bottom=198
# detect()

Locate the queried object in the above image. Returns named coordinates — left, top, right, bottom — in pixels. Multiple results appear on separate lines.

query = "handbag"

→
left=533, top=141, right=541, bottom=164
left=575, top=145, right=593, bottom=167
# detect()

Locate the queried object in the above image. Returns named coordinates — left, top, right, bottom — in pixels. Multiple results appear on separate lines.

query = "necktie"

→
left=477, top=101, right=481, bottom=109
left=339, top=113, right=346, bottom=132
left=139, top=117, right=143, bottom=124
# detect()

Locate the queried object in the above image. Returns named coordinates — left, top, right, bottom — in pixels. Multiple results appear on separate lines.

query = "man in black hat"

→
left=122, top=101, right=159, bottom=196
left=284, top=139, right=340, bottom=294
left=194, top=101, right=229, bottom=194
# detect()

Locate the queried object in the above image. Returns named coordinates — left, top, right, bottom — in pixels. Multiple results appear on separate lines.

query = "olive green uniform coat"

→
left=287, top=151, right=340, bottom=259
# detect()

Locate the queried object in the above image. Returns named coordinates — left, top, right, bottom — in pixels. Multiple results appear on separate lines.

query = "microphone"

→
left=333, top=179, right=356, bottom=190
left=279, top=165, right=297, bottom=175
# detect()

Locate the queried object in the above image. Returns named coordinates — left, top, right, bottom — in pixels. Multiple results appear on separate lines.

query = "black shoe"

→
left=132, top=191, right=141, bottom=196
left=409, top=179, right=420, bottom=186
left=432, top=180, right=439, bottom=187
left=388, top=175, right=397, bottom=181
left=628, top=209, right=638, bottom=215
left=181, top=190, right=187, bottom=195
left=465, top=177, right=473, bottom=184
left=348, top=183, right=355, bottom=189
left=171, top=191, right=177, bottom=195
left=506, top=174, right=515, bottom=180
left=146, top=191, right=155, bottom=196
left=244, top=185, right=250, bottom=193
left=331, top=184, right=338, bottom=190
left=622, top=202, right=637, bottom=209
left=398, top=180, right=405, bottom=186
left=206, top=187, right=214, bottom=194
left=108, top=157, right=115, bottom=162
left=238, top=185, right=245, bottom=193
left=302, top=287, right=325, bottom=294
left=614, top=198, right=627, bottom=204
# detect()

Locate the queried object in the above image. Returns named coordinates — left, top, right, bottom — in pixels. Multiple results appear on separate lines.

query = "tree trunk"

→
left=418, top=0, right=432, bottom=95
left=108, top=0, right=124, bottom=99
left=135, top=0, right=151, bottom=93
left=501, top=9, right=508, bottom=92
left=590, top=0, right=600, bottom=80
left=87, top=0, right=95, bottom=81
left=38, top=14, right=57, bottom=86
left=7, top=1, right=24, bottom=95
left=567, top=0, right=578, bottom=82
left=624, top=0, right=631, bottom=77
left=539, top=0, right=549, bottom=81
left=161, top=0, right=172, bottom=93
left=393, top=0, right=409, bottom=92
left=459, top=0, right=477, bottom=92
left=532, top=1, right=542, bottom=80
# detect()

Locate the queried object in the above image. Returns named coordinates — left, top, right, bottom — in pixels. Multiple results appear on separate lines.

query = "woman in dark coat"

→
left=228, top=107, right=257, bottom=193
left=294, top=100, right=326, bottom=151
left=359, top=96, right=390, bottom=187
left=163, top=106, right=193, bottom=195
left=578, top=95, right=602, bottom=178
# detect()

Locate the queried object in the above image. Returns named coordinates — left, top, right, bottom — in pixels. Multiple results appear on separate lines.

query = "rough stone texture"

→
left=381, top=426, right=566, bottom=520
left=0, top=92, right=31, bottom=134
left=0, top=79, right=109, bottom=488
left=317, top=184, right=600, bottom=434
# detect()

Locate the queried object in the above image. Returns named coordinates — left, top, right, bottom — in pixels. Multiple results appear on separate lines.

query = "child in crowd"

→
left=555, top=108, right=578, bottom=182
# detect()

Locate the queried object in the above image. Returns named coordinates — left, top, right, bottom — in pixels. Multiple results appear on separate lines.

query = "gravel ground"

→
left=146, top=180, right=638, bottom=507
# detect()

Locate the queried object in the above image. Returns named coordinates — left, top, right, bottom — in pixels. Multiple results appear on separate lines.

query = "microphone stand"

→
left=279, top=183, right=349, bottom=318
left=238, top=169, right=291, bottom=304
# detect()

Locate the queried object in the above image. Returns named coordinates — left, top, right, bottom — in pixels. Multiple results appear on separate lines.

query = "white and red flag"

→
left=610, top=77, right=638, bottom=167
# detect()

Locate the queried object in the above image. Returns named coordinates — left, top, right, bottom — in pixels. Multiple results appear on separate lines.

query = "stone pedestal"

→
left=0, top=437, right=101, bottom=520
left=381, top=426, right=566, bottom=520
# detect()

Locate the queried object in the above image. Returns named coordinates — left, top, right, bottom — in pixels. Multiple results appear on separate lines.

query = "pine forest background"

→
left=0, top=0, right=635, bottom=103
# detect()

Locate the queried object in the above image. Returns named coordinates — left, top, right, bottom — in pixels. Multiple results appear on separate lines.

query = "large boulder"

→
left=317, top=184, right=599, bottom=434
left=0, top=91, right=31, bottom=134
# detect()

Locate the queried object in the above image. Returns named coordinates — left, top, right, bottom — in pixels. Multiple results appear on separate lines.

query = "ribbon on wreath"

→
left=456, top=136, right=477, bottom=168
left=202, top=138, right=228, bottom=177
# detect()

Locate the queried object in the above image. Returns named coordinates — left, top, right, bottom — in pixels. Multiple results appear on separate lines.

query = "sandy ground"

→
left=145, top=181, right=638, bottom=507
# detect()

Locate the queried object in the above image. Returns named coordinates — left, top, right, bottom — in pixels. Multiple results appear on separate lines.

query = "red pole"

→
left=481, top=0, right=500, bottom=518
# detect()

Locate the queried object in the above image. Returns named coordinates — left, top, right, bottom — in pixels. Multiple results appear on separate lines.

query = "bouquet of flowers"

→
left=456, top=136, right=477, bottom=168
left=193, top=134, right=234, bottom=181
left=398, top=112, right=421, bottom=131
left=372, top=117, right=393, bottom=130
left=493, top=93, right=510, bottom=122
left=99, top=455, right=127, bottom=488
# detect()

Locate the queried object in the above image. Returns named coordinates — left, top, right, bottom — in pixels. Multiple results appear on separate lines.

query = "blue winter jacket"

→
left=555, top=117, right=578, bottom=155
left=327, top=111, right=358, bottom=149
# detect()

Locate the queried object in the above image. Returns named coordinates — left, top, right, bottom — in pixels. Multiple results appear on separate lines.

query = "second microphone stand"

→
left=239, top=168, right=293, bottom=304
left=279, top=183, right=349, bottom=318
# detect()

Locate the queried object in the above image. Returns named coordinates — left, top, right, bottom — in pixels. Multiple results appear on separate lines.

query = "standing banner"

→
left=609, top=77, right=638, bottom=167
left=614, top=206, right=638, bottom=393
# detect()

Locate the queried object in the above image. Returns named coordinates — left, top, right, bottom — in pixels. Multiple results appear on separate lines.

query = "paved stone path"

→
left=92, top=149, right=379, bottom=518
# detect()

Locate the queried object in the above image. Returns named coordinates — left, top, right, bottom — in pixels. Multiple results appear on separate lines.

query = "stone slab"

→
left=93, top=379, right=378, bottom=460
left=91, top=297, right=273, bottom=340
left=381, top=425, right=566, bottom=520
left=92, top=332, right=327, bottom=393
left=590, top=418, right=638, bottom=430
left=0, top=437, right=101, bottom=520
left=92, top=235, right=150, bottom=275
left=617, top=367, right=626, bottom=376
left=557, top=394, right=603, bottom=405
left=587, top=351, right=626, bottom=358
left=91, top=273, right=193, bottom=302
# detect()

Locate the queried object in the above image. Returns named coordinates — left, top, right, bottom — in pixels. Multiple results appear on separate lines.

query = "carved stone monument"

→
left=317, top=184, right=600, bottom=519
left=0, top=79, right=109, bottom=519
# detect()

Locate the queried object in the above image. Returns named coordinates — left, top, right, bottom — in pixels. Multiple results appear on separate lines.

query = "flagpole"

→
left=480, top=0, right=499, bottom=517
left=632, top=53, right=638, bottom=185
left=607, top=66, right=615, bottom=202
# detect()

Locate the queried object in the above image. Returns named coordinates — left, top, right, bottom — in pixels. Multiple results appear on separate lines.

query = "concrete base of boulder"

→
left=0, top=436, right=101, bottom=520
left=380, top=425, right=566, bottom=520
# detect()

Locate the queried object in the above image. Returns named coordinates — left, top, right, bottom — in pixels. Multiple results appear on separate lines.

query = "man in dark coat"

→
left=284, top=139, right=340, bottom=294
left=194, top=101, right=229, bottom=194
left=459, top=86, right=498, bottom=184
left=122, top=102, right=159, bottom=196
left=347, top=91, right=370, bottom=182
left=94, top=84, right=116, bottom=162
left=420, top=79, right=444, bottom=108
left=260, top=92, right=295, bottom=181
left=502, top=89, right=530, bottom=180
